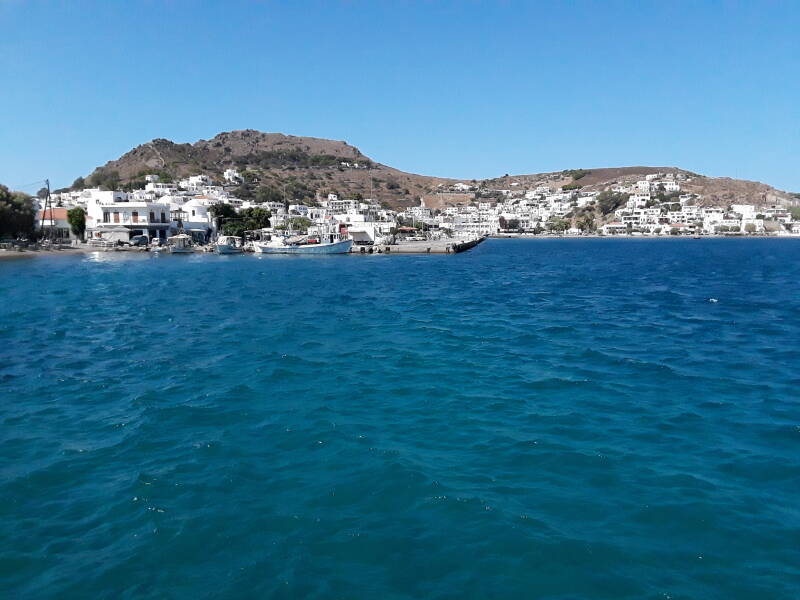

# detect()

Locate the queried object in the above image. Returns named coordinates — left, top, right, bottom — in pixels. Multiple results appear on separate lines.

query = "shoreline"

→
left=2, top=234, right=797, bottom=262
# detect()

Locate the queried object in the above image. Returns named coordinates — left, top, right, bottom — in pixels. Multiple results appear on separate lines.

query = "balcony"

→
left=101, top=217, right=171, bottom=228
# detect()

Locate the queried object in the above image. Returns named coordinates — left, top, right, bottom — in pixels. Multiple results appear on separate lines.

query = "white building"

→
left=85, top=193, right=172, bottom=242
left=223, top=168, right=242, bottom=184
left=174, top=198, right=214, bottom=241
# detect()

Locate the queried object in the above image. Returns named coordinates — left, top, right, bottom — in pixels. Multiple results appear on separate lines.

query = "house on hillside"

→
left=223, top=169, right=242, bottom=184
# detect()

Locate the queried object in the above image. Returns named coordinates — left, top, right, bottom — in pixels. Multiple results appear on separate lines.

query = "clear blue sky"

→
left=1, top=0, right=798, bottom=192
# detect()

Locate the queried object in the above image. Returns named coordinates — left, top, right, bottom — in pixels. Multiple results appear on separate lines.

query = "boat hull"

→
left=253, top=239, right=353, bottom=255
left=169, top=248, right=195, bottom=254
left=215, top=244, right=242, bottom=254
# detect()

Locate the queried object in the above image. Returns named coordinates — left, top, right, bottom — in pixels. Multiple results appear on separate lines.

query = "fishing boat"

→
left=215, top=235, right=243, bottom=254
left=167, top=234, right=195, bottom=254
left=252, top=231, right=352, bottom=255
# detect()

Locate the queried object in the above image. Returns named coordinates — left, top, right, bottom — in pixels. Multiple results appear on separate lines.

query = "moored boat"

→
left=168, top=234, right=195, bottom=254
left=215, top=235, right=243, bottom=254
left=252, top=232, right=352, bottom=255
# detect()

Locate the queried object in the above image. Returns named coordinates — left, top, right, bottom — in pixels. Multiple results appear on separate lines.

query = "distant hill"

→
left=81, top=130, right=795, bottom=210
left=479, top=167, right=794, bottom=209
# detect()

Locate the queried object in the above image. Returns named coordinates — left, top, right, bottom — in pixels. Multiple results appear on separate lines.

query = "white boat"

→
left=215, top=236, right=243, bottom=254
left=252, top=232, right=352, bottom=255
left=167, top=234, right=195, bottom=254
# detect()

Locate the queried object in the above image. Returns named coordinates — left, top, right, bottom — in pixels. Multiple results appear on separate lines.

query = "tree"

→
left=744, top=223, right=756, bottom=234
left=220, top=207, right=271, bottom=238
left=0, top=185, right=36, bottom=237
left=234, top=182, right=255, bottom=200
left=209, top=202, right=237, bottom=232
left=547, top=218, right=569, bottom=233
left=578, top=215, right=595, bottom=232
left=288, top=217, right=312, bottom=231
left=66, top=207, right=86, bottom=240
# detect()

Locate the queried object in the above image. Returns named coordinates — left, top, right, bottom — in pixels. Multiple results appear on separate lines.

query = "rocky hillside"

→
left=81, top=130, right=795, bottom=210
left=83, top=130, right=452, bottom=209
left=479, top=167, right=794, bottom=208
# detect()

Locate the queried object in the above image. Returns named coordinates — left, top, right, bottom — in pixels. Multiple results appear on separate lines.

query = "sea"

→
left=1, top=238, right=799, bottom=599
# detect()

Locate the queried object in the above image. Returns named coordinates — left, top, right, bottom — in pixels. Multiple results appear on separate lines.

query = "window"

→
left=132, top=211, right=139, bottom=223
left=150, top=212, right=155, bottom=222
left=191, top=210, right=196, bottom=217
left=103, top=212, right=110, bottom=223
left=160, top=212, right=166, bottom=223
left=113, top=212, right=120, bottom=223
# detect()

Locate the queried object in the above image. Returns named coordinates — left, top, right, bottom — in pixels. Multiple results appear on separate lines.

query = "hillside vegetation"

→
left=83, top=130, right=452, bottom=209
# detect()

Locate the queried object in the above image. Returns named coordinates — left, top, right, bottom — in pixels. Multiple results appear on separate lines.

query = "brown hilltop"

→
left=83, top=131, right=794, bottom=209
left=86, top=130, right=452, bottom=208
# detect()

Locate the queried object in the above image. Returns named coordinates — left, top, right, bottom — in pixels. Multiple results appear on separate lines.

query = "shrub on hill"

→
left=596, top=191, right=629, bottom=215
left=239, top=150, right=344, bottom=170
left=563, top=169, right=591, bottom=180
left=88, top=169, right=120, bottom=191
left=655, top=190, right=682, bottom=203
left=255, top=185, right=283, bottom=204
left=133, top=169, right=173, bottom=183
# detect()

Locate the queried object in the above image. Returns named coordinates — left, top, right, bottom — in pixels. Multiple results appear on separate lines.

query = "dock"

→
left=349, top=236, right=487, bottom=255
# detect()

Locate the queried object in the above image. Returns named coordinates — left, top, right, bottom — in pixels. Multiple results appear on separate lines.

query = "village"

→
left=33, top=167, right=800, bottom=250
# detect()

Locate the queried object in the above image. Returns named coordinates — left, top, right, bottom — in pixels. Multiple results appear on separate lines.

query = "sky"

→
left=1, top=0, right=798, bottom=193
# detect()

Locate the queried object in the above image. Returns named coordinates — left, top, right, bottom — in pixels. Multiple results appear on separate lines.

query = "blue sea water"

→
left=1, top=238, right=799, bottom=599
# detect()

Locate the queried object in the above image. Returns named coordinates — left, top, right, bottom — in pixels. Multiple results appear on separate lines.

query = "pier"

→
left=349, top=236, right=486, bottom=255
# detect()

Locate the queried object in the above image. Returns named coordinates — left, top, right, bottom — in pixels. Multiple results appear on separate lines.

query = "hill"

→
left=84, top=130, right=452, bottom=209
left=478, top=167, right=794, bottom=209
left=80, top=130, right=795, bottom=210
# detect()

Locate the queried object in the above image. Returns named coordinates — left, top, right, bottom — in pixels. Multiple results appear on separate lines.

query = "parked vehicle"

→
left=129, top=235, right=149, bottom=247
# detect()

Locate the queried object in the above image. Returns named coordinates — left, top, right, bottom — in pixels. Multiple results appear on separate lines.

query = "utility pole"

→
left=41, top=178, right=55, bottom=245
